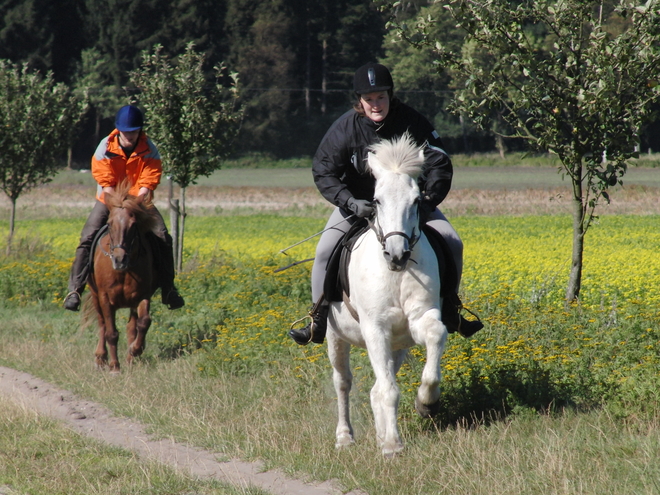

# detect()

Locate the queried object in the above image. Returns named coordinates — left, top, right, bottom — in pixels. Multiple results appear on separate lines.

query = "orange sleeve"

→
left=91, top=136, right=117, bottom=188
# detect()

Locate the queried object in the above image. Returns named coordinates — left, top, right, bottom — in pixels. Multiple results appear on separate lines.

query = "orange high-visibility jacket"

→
left=91, top=129, right=162, bottom=203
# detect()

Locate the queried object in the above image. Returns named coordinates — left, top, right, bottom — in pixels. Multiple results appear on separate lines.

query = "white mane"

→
left=367, top=132, right=425, bottom=178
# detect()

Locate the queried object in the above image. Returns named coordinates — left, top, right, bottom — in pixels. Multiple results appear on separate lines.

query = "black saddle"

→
left=323, top=220, right=458, bottom=303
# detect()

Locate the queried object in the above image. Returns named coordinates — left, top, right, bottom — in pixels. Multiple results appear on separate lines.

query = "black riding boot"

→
left=442, top=296, right=484, bottom=338
left=152, top=233, right=185, bottom=310
left=289, top=304, right=330, bottom=345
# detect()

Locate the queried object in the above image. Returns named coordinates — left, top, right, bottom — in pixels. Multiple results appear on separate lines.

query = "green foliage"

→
left=131, top=43, right=243, bottom=189
left=389, top=0, right=660, bottom=301
left=0, top=60, right=87, bottom=201
left=0, top=60, right=87, bottom=245
left=2, top=214, right=660, bottom=424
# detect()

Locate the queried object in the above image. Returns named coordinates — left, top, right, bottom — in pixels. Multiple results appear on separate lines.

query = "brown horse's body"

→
left=87, top=186, right=158, bottom=373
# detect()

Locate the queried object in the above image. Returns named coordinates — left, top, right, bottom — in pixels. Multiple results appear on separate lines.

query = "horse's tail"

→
left=80, top=292, right=97, bottom=333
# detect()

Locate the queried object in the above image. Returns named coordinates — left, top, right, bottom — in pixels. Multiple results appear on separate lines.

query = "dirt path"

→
left=0, top=366, right=365, bottom=495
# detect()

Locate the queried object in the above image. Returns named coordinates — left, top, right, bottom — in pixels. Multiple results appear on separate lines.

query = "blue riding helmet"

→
left=115, top=105, right=144, bottom=132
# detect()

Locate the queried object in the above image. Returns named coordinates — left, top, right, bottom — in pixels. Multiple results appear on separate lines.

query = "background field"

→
left=1, top=155, right=659, bottom=495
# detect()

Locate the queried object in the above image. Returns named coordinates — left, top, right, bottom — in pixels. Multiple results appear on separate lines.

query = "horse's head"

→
left=104, top=182, right=156, bottom=271
left=367, top=133, right=425, bottom=271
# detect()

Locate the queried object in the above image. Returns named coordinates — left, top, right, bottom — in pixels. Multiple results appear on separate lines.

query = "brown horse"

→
left=87, top=183, right=158, bottom=373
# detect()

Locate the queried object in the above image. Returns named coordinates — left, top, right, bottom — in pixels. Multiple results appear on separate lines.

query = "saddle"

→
left=323, top=220, right=458, bottom=304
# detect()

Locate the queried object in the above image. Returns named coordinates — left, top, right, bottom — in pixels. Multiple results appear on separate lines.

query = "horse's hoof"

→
left=415, top=396, right=441, bottom=418
left=382, top=444, right=404, bottom=458
left=335, top=435, right=355, bottom=449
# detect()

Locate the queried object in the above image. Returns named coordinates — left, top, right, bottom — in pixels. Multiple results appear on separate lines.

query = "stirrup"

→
left=457, top=306, right=484, bottom=338
left=289, top=314, right=314, bottom=345
left=289, top=294, right=327, bottom=345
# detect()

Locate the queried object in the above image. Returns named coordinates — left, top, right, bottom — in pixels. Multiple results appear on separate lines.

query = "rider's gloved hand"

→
left=347, top=197, right=375, bottom=218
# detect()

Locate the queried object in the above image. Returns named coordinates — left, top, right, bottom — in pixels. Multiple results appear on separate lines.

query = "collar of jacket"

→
left=107, top=129, right=149, bottom=155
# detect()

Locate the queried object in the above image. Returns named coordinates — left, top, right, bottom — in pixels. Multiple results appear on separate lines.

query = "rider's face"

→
left=360, top=91, right=390, bottom=123
left=118, top=130, right=141, bottom=148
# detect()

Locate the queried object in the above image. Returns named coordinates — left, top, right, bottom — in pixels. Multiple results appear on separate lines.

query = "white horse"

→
left=327, top=133, right=448, bottom=457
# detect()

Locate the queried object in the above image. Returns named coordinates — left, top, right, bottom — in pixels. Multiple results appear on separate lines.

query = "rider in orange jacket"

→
left=63, top=105, right=185, bottom=312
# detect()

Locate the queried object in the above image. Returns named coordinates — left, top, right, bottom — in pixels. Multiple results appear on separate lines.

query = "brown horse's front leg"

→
left=92, top=294, right=109, bottom=369
left=127, top=299, right=151, bottom=365
left=100, top=301, right=121, bottom=373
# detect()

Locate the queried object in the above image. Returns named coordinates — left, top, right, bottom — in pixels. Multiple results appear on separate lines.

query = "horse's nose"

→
left=111, top=250, right=130, bottom=271
left=383, top=250, right=411, bottom=271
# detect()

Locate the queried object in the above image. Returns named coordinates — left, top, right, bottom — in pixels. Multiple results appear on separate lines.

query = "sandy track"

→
left=0, top=366, right=365, bottom=495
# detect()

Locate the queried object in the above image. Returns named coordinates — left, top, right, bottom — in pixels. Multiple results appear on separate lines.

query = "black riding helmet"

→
left=353, top=62, right=394, bottom=95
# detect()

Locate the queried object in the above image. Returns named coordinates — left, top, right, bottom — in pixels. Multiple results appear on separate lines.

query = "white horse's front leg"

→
left=327, top=330, right=355, bottom=448
left=412, top=308, right=448, bottom=417
left=365, top=329, right=404, bottom=457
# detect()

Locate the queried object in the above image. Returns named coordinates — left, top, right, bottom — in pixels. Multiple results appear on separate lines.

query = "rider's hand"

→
left=347, top=198, right=375, bottom=218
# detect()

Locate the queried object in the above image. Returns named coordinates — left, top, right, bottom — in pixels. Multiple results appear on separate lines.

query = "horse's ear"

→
left=367, top=152, right=383, bottom=179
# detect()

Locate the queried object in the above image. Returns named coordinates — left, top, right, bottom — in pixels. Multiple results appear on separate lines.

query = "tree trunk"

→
left=566, top=170, right=585, bottom=302
left=6, top=198, right=16, bottom=256
left=168, top=178, right=180, bottom=272
left=177, top=186, right=187, bottom=273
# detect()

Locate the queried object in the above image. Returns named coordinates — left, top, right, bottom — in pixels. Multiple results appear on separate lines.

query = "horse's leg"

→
left=364, top=324, right=404, bottom=457
left=327, top=329, right=354, bottom=448
left=412, top=308, right=448, bottom=418
left=127, top=299, right=151, bottom=365
left=92, top=295, right=108, bottom=369
left=100, top=299, right=121, bottom=373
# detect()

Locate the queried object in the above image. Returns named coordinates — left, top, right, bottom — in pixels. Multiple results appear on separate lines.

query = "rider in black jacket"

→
left=289, top=62, right=483, bottom=346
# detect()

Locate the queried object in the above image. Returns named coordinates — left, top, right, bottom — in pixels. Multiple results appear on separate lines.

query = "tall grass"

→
left=1, top=214, right=659, bottom=494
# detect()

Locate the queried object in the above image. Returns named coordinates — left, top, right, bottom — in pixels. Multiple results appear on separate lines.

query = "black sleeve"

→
left=312, top=115, right=355, bottom=209
left=420, top=135, right=453, bottom=206
left=407, top=109, right=453, bottom=206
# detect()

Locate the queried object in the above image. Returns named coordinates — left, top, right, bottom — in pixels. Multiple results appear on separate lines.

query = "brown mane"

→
left=104, top=180, right=158, bottom=234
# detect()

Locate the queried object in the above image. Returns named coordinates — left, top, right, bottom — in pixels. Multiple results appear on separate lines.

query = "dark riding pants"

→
left=67, top=200, right=175, bottom=294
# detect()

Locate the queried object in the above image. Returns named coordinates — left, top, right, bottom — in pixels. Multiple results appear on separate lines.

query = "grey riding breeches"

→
left=310, top=207, right=463, bottom=302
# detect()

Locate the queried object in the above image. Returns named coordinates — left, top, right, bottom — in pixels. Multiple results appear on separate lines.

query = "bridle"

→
left=100, top=209, right=139, bottom=264
left=368, top=200, right=421, bottom=253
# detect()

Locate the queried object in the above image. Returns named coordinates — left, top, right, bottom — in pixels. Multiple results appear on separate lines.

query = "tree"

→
left=0, top=0, right=86, bottom=82
left=0, top=60, right=87, bottom=252
left=394, top=0, right=660, bottom=302
left=72, top=48, right=125, bottom=153
left=130, top=42, right=242, bottom=271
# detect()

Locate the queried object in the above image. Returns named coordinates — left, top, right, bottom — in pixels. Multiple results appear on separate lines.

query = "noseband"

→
left=101, top=210, right=139, bottom=263
left=369, top=202, right=421, bottom=252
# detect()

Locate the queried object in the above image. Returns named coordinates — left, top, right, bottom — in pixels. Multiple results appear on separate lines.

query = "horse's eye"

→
left=372, top=198, right=381, bottom=206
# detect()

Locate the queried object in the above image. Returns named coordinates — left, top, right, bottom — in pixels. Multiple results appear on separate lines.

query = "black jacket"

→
left=312, top=100, right=453, bottom=213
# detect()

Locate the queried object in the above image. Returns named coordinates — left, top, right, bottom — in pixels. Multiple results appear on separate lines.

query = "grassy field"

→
left=1, top=163, right=660, bottom=494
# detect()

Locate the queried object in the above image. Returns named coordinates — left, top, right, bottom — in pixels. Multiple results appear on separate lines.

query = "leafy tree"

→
left=71, top=48, right=124, bottom=167
left=224, top=0, right=297, bottom=156
left=0, top=60, right=87, bottom=252
left=130, top=42, right=242, bottom=271
left=378, top=1, right=472, bottom=151
left=394, top=0, right=660, bottom=302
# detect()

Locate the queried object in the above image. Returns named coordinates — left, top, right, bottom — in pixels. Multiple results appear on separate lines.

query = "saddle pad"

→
left=323, top=221, right=458, bottom=302
left=323, top=219, right=369, bottom=302
left=88, top=224, right=110, bottom=274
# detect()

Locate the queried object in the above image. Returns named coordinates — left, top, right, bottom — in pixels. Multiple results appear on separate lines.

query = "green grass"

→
left=0, top=399, right=267, bottom=495
left=1, top=213, right=660, bottom=494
